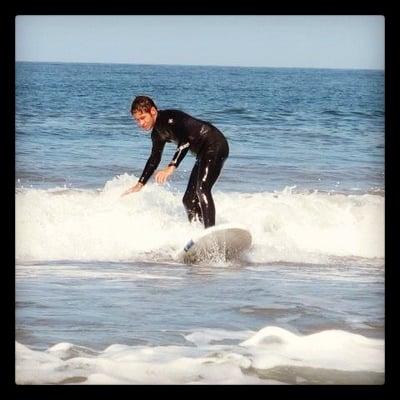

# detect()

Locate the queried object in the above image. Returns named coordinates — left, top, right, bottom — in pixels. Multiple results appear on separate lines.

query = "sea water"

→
left=15, top=62, right=384, bottom=384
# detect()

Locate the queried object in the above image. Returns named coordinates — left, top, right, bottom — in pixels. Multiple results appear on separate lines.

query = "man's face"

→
left=132, top=107, right=157, bottom=131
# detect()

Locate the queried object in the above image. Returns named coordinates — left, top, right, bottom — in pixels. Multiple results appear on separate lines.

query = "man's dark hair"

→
left=130, top=96, right=157, bottom=114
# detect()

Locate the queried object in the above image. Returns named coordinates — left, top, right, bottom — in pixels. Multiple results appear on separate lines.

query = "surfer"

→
left=122, top=95, right=229, bottom=228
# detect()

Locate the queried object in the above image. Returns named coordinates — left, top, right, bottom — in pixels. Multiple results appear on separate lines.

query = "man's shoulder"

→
left=159, top=109, right=211, bottom=129
left=155, top=109, right=191, bottom=127
left=160, top=109, right=188, bottom=119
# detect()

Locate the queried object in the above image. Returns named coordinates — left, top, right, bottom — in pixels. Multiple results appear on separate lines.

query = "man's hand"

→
left=155, top=166, right=176, bottom=184
left=121, top=182, right=144, bottom=197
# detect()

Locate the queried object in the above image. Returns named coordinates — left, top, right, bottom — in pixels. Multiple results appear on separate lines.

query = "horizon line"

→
left=15, top=59, right=384, bottom=72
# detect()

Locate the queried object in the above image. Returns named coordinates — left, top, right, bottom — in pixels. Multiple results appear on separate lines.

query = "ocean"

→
left=15, top=62, right=384, bottom=385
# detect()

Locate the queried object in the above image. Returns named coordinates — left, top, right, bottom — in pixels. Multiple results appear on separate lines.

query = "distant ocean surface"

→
left=15, top=62, right=384, bottom=384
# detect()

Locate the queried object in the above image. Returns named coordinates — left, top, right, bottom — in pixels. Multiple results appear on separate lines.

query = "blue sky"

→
left=15, top=15, right=384, bottom=69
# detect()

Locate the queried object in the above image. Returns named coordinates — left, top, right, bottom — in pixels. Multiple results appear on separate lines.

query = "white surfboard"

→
left=178, top=225, right=252, bottom=265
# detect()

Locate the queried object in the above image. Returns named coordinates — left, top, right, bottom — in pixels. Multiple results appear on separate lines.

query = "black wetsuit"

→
left=138, top=109, right=229, bottom=228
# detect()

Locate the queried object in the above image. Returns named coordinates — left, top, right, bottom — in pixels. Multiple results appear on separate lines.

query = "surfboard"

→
left=178, top=226, right=252, bottom=265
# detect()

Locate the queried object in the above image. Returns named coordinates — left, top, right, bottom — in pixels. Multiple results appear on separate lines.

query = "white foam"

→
left=15, top=325, right=384, bottom=385
left=240, top=326, right=384, bottom=372
left=216, top=188, right=384, bottom=263
left=15, top=175, right=384, bottom=263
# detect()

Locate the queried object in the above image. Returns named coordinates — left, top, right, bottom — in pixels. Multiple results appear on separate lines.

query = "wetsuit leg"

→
left=195, top=147, right=228, bottom=228
left=182, top=160, right=203, bottom=224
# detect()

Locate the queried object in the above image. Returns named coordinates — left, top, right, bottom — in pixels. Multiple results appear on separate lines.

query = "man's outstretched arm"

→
left=154, top=141, right=189, bottom=184
left=121, top=136, right=165, bottom=196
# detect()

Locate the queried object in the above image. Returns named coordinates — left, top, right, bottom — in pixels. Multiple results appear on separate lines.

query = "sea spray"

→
left=16, top=174, right=384, bottom=263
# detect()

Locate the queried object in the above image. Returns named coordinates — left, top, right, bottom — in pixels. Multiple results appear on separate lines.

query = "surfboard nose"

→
left=178, top=227, right=252, bottom=265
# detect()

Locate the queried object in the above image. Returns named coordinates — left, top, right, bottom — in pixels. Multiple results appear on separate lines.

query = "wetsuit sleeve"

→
left=138, top=135, right=166, bottom=185
left=168, top=142, right=190, bottom=168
